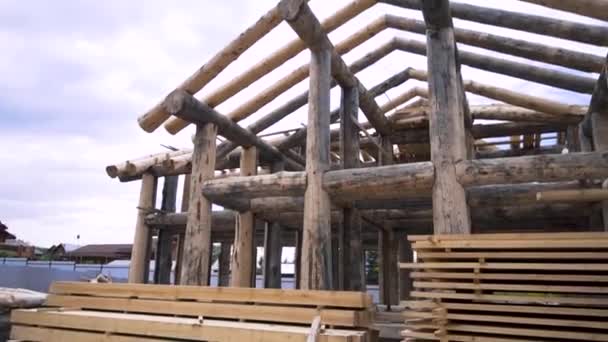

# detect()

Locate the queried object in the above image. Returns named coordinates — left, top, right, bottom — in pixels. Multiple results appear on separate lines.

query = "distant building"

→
left=68, top=244, right=132, bottom=264
left=0, top=221, right=16, bottom=243
left=45, top=243, right=81, bottom=260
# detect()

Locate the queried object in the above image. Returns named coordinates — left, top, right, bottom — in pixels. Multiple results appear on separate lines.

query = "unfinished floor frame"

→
left=103, top=0, right=608, bottom=308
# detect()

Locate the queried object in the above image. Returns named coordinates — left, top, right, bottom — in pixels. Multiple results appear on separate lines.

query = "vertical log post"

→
left=154, top=175, right=179, bottom=284
left=398, top=233, right=414, bottom=300
left=263, top=161, right=285, bottom=289
left=128, top=173, right=157, bottom=283
left=218, top=242, right=231, bottom=286
left=340, top=86, right=364, bottom=291
left=423, top=0, right=472, bottom=234
left=378, top=137, right=399, bottom=308
left=231, top=146, right=258, bottom=287
left=180, top=124, right=217, bottom=285
left=294, top=229, right=303, bottom=289
left=300, top=44, right=333, bottom=290
left=174, top=174, right=190, bottom=285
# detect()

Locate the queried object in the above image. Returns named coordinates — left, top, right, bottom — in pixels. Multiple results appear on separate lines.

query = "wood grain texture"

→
left=128, top=173, right=157, bottom=283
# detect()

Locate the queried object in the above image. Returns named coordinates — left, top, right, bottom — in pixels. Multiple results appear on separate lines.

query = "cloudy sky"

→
left=0, top=0, right=604, bottom=247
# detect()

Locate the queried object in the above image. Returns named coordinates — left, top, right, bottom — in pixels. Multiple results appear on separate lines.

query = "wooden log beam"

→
left=380, top=0, right=608, bottom=46
left=407, top=69, right=587, bottom=116
left=154, top=176, right=178, bottom=285
left=340, top=86, right=364, bottom=291
left=457, top=151, right=608, bottom=187
left=519, top=0, right=608, bottom=22
left=162, top=90, right=303, bottom=171
left=164, top=0, right=375, bottom=135
left=471, top=104, right=583, bottom=124
left=280, top=0, right=391, bottom=136
left=128, top=173, right=157, bottom=283
left=179, top=123, right=217, bottom=286
left=218, top=242, right=231, bottom=286
left=231, top=147, right=257, bottom=287
left=476, top=145, right=564, bottom=159
left=263, top=161, right=284, bottom=289
left=393, top=37, right=595, bottom=94
left=137, top=5, right=283, bottom=132
left=298, top=42, right=333, bottom=290
left=422, top=0, right=471, bottom=234
left=536, top=189, right=608, bottom=203
left=385, top=15, right=605, bottom=73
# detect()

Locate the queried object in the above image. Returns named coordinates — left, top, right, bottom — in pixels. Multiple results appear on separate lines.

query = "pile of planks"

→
left=400, top=232, right=608, bottom=342
left=10, top=281, right=375, bottom=342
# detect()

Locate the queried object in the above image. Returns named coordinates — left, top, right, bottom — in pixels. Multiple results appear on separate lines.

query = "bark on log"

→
left=393, top=37, right=595, bottom=94
left=163, top=0, right=375, bottom=134
left=231, top=147, right=257, bottom=287
left=381, top=0, right=608, bottom=46
left=280, top=0, right=391, bottom=136
left=471, top=104, right=584, bottom=124
left=263, top=221, right=283, bottom=288
left=476, top=145, right=563, bottom=159
left=519, top=0, right=608, bottom=22
left=128, top=173, right=157, bottom=283
left=218, top=242, right=231, bottom=286
left=137, top=5, right=283, bottom=132
left=179, top=124, right=217, bottom=286
left=536, top=189, right=608, bottom=203
left=385, top=15, right=605, bottom=73
left=422, top=0, right=471, bottom=234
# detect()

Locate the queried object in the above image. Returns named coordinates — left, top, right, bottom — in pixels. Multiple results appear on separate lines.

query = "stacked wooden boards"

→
left=399, top=232, right=608, bottom=342
left=10, top=281, right=374, bottom=342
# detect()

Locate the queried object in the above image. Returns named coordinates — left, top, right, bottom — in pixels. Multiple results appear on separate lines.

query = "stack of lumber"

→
left=10, top=281, right=375, bottom=342
left=399, top=232, right=608, bottom=342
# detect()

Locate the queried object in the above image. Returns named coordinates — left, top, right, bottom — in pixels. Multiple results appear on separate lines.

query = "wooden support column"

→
left=174, top=174, right=190, bottom=285
left=582, top=55, right=608, bottom=231
left=423, top=0, right=472, bottom=234
left=218, top=242, right=231, bottom=286
left=339, top=85, right=363, bottom=291
left=300, top=44, right=333, bottom=290
left=128, top=173, right=157, bottom=283
left=154, top=175, right=178, bottom=284
left=263, top=161, right=284, bottom=289
left=398, top=233, right=413, bottom=300
left=231, top=147, right=258, bottom=287
left=180, top=124, right=217, bottom=285
left=378, top=136, right=398, bottom=307
left=294, top=229, right=303, bottom=289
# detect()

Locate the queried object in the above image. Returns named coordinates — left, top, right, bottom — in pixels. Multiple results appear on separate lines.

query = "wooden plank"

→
left=422, top=0, right=471, bottom=235
left=411, top=271, right=608, bottom=283
left=449, top=323, right=608, bottom=341
left=231, top=147, right=257, bottom=288
left=298, top=42, right=333, bottom=290
left=11, top=325, right=169, bottom=342
left=408, top=232, right=608, bottom=241
left=410, top=290, right=608, bottom=306
left=404, top=301, right=608, bottom=317
left=179, top=123, right=217, bottom=285
left=402, top=330, right=544, bottom=342
left=411, top=238, right=608, bottom=249
left=414, top=281, right=608, bottom=294
left=128, top=173, right=157, bottom=283
left=11, top=310, right=367, bottom=342
left=404, top=311, right=607, bottom=330
left=45, top=295, right=370, bottom=327
left=49, top=282, right=372, bottom=308
left=401, top=262, right=608, bottom=271
left=417, top=251, right=608, bottom=260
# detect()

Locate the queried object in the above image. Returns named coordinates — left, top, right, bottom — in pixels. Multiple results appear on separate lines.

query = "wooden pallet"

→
left=400, top=232, right=608, bottom=342
left=10, top=282, right=375, bottom=342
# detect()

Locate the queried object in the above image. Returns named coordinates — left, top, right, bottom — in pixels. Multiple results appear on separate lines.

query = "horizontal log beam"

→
left=471, top=104, right=584, bottom=124
left=519, top=0, right=608, bottom=22
left=536, top=188, right=608, bottom=203
left=393, top=37, right=595, bottom=94
left=162, top=90, right=303, bottom=171
left=385, top=15, right=605, bottom=73
left=381, top=0, right=608, bottom=46
left=457, top=151, right=608, bottom=186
